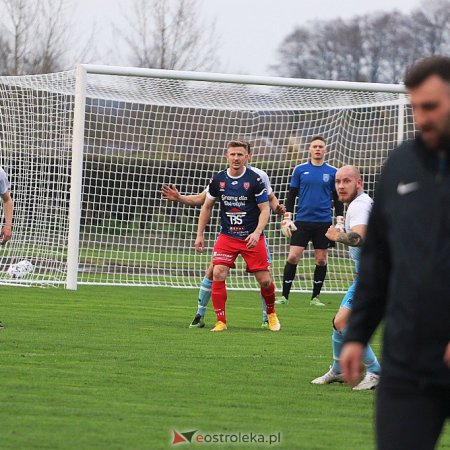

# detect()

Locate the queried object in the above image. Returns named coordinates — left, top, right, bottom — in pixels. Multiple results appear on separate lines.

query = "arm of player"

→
left=195, top=197, right=215, bottom=253
left=268, top=193, right=286, bottom=216
left=325, top=224, right=366, bottom=247
left=161, top=184, right=206, bottom=206
left=280, top=186, right=298, bottom=238
left=1, top=191, right=13, bottom=245
left=245, top=201, right=270, bottom=249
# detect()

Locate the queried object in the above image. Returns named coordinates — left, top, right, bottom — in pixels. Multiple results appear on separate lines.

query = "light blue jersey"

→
left=0, top=167, right=10, bottom=195
left=340, top=192, right=373, bottom=310
left=290, top=162, right=337, bottom=222
left=344, top=192, right=373, bottom=274
left=335, top=190, right=381, bottom=376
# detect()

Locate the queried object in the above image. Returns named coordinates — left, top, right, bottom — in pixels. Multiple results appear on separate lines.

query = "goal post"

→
left=67, top=65, right=87, bottom=290
left=0, top=64, right=413, bottom=291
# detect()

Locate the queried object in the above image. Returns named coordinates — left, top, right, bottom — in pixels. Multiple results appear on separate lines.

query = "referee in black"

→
left=341, top=55, right=450, bottom=450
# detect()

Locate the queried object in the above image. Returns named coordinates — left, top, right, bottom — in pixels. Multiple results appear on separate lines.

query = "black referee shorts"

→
left=290, top=221, right=332, bottom=249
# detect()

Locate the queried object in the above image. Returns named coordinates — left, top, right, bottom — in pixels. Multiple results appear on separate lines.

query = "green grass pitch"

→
left=1, top=286, right=449, bottom=449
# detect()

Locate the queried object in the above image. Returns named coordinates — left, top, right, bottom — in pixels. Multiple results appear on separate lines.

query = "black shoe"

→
left=0, top=322, right=4, bottom=330
left=189, top=313, right=205, bottom=329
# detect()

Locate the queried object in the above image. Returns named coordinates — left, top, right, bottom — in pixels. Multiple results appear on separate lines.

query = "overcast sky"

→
left=75, top=0, right=422, bottom=76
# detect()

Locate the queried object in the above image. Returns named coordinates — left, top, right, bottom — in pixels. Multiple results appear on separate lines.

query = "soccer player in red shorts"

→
left=195, top=139, right=280, bottom=332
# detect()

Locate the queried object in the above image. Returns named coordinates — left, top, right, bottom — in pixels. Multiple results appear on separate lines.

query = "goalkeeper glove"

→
left=335, top=215, right=345, bottom=232
left=281, top=212, right=297, bottom=238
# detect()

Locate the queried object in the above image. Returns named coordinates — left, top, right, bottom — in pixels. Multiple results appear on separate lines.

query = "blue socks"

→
left=331, top=329, right=344, bottom=374
left=363, top=344, right=381, bottom=374
left=261, top=295, right=268, bottom=322
left=331, top=328, right=380, bottom=375
left=197, top=277, right=212, bottom=316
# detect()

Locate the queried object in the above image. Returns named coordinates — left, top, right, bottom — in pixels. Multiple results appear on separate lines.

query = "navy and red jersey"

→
left=207, top=167, right=269, bottom=239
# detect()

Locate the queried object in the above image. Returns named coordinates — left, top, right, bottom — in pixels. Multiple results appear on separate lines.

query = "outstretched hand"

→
left=161, top=184, right=180, bottom=202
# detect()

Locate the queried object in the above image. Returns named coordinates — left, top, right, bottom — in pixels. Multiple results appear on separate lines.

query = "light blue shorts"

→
left=339, top=276, right=358, bottom=310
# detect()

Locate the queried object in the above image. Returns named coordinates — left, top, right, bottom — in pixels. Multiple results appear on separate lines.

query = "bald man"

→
left=311, top=165, right=381, bottom=390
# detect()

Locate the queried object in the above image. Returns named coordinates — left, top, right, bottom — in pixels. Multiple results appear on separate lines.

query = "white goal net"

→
left=0, top=66, right=415, bottom=291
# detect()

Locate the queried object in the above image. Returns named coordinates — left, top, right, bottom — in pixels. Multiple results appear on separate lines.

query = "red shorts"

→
left=212, top=234, right=270, bottom=272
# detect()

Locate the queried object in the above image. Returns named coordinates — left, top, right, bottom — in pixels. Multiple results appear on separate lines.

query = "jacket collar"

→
left=412, top=134, right=450, bottom=174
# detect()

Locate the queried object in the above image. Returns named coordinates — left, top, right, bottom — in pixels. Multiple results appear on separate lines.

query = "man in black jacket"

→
left=341, top=55, right=450, bottom=450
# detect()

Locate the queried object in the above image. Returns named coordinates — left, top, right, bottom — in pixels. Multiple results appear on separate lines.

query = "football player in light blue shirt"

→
left=278, top=135, right=344, bottom=306
left=311, top=166, right=380, bottom=390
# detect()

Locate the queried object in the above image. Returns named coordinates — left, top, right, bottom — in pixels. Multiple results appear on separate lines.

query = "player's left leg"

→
left=260, top=235, right=273, bottom=328
left=243, top=236, right=280, bottom=331
left=277, top=244, right=305, bottom=305
left=331, top=306, right=351, bottom=373
left=189, top=264, right=214, bottom=329
left=254, top=271, right=280, bottom=332
left=310, top=222, right=331, bottom=306
left=311, top=306, right=350, bottom=384
left=312, top=275, right=380, bottom=387
left=329, top=281, right=380, bottom=390
left=311, top=248, right=327, bottom=306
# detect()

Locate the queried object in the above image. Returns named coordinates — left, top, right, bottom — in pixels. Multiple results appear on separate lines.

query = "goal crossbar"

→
left=82, top=64, right=407, bottom=94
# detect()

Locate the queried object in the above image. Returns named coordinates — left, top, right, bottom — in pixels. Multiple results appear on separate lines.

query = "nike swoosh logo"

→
left=397, top=181, right=419, bottom=195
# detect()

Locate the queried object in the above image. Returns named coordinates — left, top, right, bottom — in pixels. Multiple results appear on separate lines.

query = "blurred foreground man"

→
left=341, top=56, right=450, bottom=450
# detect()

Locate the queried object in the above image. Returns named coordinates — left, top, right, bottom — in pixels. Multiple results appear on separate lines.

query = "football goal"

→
left=0, top=64, right=414, bottom=290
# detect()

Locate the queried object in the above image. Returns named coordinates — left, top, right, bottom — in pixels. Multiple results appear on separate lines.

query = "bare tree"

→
left=0, top=0, right=35, bottom=75
left=270, top=27, right=313, bottom=78
left=316, top=18, right=364, bottom=81
left=0, top=0, right=93, bottom=75
left=272, top=0, right=450, bottom=83
left=361, top=12, right=392, bottom=82
left=410, top=0, right=450, bottom=56
left=30, top=0, right=73, bottom=74
left=117, top=0, right=219, bottom=71
left=272, top=18, right=365, bottom=81
left=360, top=12, right=415, bottom=83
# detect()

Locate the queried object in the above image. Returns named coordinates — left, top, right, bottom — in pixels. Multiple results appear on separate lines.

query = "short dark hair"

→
left=310, top=135, right=326, bottom=144
left=404, top=55, right=450, bottom=89
left=227, top=139, right=251, bottom=153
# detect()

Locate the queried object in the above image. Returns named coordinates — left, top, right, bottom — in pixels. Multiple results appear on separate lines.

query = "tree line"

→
left=272, top=0, right=450, bottom=83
